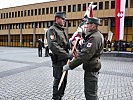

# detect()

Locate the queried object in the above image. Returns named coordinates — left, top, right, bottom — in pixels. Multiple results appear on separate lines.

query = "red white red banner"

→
left=115, top=0, right=126, bottom=40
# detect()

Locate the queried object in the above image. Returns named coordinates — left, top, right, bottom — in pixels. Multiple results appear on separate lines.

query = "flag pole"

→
left=58, top=39, right=79, bottom=90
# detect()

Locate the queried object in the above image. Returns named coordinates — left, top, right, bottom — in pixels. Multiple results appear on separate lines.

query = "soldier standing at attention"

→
left=63, top=17, right=104, bottom=100
left=46, top=12, right=72, bottom=100
left=38, top=38, right=43, bottom=57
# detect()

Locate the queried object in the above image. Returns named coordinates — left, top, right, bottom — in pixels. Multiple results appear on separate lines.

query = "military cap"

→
left=55, top=12, right=66, bottom=19
left=85, top=17, right=100, bottom=25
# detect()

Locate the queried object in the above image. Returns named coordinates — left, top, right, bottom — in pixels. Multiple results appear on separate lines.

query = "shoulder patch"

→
left=50, top=34, right=55, bottom=40
left=87, top=42, right=92, bottom=47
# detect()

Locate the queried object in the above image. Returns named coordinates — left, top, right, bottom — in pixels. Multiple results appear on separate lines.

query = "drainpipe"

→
left=33, top=22, right=36, bottom=48
left=20, top=23, right=23, bottom=47
left=8, top=24, right=11, bottom=47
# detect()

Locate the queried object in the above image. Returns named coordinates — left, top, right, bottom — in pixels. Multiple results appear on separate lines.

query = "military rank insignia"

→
left=87, top=42, right=92, bottom=47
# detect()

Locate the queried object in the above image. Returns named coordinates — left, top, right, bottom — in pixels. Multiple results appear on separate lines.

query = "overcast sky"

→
left=0, top=0, right=57, bottom=9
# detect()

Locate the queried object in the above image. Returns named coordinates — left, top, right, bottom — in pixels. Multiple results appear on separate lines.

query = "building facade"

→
left=0, top=0, right=133, bottom=50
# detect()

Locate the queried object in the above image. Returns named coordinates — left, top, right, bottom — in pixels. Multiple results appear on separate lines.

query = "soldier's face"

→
left=86, top=23, right=96, bottom=32
left=56, top=17, right=65, bottom=26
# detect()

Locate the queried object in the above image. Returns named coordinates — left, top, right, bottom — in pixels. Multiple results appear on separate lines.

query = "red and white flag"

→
left=70, top=2, right=96, bottom=45
left=84, top=2, right=97, bottom=18
left=115, top=0, right=126, bottom=40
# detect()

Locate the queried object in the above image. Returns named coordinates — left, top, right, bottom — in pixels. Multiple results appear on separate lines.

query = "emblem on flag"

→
left=115, top=0, right=126, bottom=40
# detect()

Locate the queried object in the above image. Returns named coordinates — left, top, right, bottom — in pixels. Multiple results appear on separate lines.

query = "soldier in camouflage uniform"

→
left=46, top=12, right=72, bottom=100
left=63, top=17, right=104, bottom=100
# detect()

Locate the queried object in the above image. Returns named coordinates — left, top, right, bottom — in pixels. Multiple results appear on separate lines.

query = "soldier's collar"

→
left=54, top=23, right=65, bottom=29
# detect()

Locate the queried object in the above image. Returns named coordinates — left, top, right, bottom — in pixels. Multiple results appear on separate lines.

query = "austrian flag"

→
left=115, top=0, right=126, bottom=40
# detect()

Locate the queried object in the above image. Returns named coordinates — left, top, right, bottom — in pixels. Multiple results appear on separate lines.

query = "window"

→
left=42, top=8, right=45, bottom=14
left=24, top=10, right=27, bottom=16
left=3, top=13, right=5, bottom=19
left=9, top=12, right=11, bottom=18
left=15, top=12, right=17, bottom=17
left=59, top=6, right=62, bottom=12
left=77, top=19, right=81, bottom=25
left=1, top=13, right=3, bottom=19
left=83, top=3, right=86, bottom=11
left=111, top=0, right=115, bottom=9
left=73, top=5, right=76, bottom=12
left=130, top=0, right=133, bottom=8
left=28, top=10, right=30, bottom=16
left=54, top=7, right=57, bottom=13
left=21, top=11, right=23, bottom=17
left=47, top=21, right=50, bottom=27
left=28, top=22, right=31, bottom=28
left=50, top=7, right=53, bottom=14
left=125, top=18, right=132, bottom=27
left=35, top=22, right=38, bottom=28
left=73, top=20, right=76, bottom=27
left=12, top=12, right=14, bottom=18
left=105, top=1, right=109, bottom=9
left=46, top=8, right=49, bottom=14
left=43, top=22, right=46, bottom=28
left=100, top=19, right=103, bottom=26
left=35, top=9, right=37, bottom=15
left=31, top=9, right=33, bottom=16
left=6, top=13, right=8, bottom=18
left=104, top=19, right=108, bottom=26
left=126, top=0, right=128, bottom=8
left=63, top=6, right=66, bottom=12
left=38, top=9, right=41, bottom=15
left=93, top=2, right=97, bottom=10
left=50, top=21, right=53, bottom=26
left=39, top=22, right=42, bottom=28
left=0, top=25, right=1, bottom=30
left=18, top=11, right=20, bottom=17
left=68, top=20, right=71, bottom=27
left=68, top=5, right=71, bottom=12
left=99, top=2, right=103, bottom=10
left=111, top=18, right=115, bottom=27
left=77, top=4, right=81, bottom=11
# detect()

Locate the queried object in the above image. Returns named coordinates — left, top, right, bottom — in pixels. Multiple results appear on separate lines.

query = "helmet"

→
left=55, top=12, right=66, bottom=19
left=85, top=17, right=100, bottom=25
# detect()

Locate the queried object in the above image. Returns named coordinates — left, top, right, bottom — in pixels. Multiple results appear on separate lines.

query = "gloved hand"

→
left=63, top=64, right=71, bottom=71
left=68, top=52, right=73, bottom=60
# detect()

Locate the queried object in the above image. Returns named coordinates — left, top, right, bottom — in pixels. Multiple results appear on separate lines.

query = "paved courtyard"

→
left=0, top=47, right=133, bottom=100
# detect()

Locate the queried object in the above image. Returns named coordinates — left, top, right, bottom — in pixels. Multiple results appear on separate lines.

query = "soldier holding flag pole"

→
left=59, top=2, right=104, bottom=100
left=63, top=16, right=104, bottom=100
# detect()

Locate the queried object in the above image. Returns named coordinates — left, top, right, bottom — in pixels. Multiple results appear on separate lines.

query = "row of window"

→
left=0, top=18, right=108, bottom=30
left=1, top=0, right=132, bottom=19
left=0, top=17, right=133, bottom=30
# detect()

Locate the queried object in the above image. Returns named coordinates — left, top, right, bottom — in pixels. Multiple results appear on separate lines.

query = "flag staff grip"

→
left=58, top=39, right=79, bottom=90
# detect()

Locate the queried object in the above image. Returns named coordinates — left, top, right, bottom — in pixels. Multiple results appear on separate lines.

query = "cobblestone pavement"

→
left=0, top=47, right=133, bottom=100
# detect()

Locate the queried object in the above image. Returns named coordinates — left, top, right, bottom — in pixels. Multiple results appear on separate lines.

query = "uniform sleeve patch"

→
left=87, top=43, right=92, bottom=47
left=50, top=34, right=55, bottom=40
